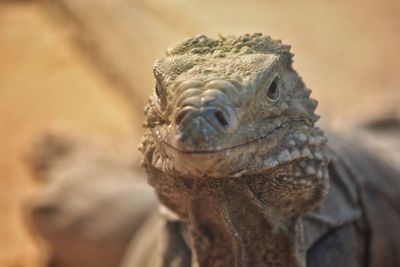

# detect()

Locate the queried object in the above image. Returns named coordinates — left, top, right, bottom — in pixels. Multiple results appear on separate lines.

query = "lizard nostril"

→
left=175, top=109, right=190, bottom=125
left=175, top=107, right=198, bottom=125
left=214, top=110, right=229, bottom=127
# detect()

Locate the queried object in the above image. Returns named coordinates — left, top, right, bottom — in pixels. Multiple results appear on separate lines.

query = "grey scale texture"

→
left=133, top=34, right=400, bottom=267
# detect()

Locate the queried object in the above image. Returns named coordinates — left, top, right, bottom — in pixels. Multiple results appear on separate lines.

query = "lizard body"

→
left=136, top=34, right=400, bottom=267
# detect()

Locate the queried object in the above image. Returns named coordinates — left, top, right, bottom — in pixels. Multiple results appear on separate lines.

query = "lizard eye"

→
left=266, top=76, right=280, bottom=102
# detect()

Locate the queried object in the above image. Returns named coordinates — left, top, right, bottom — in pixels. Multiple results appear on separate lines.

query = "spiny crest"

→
left=166, top=33, right=293, bottom=60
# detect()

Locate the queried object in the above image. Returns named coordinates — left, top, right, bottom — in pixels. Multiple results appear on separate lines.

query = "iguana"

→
left=128, top=34, right=400, bottom=267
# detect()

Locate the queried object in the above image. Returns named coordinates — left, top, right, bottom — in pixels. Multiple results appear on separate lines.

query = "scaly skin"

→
left=140, top=34, right=331, bottom=267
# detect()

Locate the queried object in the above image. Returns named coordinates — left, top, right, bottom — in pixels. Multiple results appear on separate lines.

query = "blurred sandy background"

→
left=0, top=0, right=399, bottom=266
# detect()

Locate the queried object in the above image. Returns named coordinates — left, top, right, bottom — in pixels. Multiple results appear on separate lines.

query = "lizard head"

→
left=141, top=34, right=330, bottom=266
left=142, top=34, right=327, bottom=179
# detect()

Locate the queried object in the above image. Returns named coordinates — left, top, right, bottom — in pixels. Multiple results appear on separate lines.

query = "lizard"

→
left=134, top=33, right=400, bottom=267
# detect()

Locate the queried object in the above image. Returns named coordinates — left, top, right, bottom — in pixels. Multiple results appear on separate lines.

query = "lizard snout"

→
left=168, top=78, right=241, bottom=152
left=175, top=106, right=230, bottom=129
left=174, top=105, right=237, bottom=151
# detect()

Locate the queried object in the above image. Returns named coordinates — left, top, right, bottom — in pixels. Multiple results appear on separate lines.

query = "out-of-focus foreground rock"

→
left=26, top=131, right=157, bottom=267
left=0, top=2, right=140, bottom=267
left=0, top=0, right=399, bottom=267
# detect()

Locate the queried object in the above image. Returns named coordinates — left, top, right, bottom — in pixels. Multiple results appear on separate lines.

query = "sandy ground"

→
left=0, top=1, right=399, bottom=267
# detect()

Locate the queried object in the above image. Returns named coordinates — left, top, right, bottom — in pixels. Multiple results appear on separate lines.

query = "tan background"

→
left=0, top=1, right=399, bottom=266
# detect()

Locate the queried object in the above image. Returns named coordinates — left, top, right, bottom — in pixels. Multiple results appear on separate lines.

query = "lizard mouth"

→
left=151, top=122, right=288, bottom=178
left=158, top=122, right=287, bottom=154
left=154, top=117, right=312, bottom=154
left=151, top=118, right=312, bottom=178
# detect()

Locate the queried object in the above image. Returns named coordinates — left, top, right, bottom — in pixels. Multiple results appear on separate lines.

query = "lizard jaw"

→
left=149, top=119, right=326, bottom=179
left=158, top=122, right=286, bottom=154
left=151, top=123, right=288, bottom=178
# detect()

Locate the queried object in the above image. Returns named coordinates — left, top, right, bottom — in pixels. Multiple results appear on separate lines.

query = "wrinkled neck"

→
left=186, top=179, right=306, bottom=267
left=147, top=155, right=329, bottom=267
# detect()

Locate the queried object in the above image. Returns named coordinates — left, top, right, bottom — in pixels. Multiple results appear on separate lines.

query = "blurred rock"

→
left=40, top=0, right=191, bottom=113
left=26, top=131, right=157, bottom=267
left=357, top=113, right=400, bottom=172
